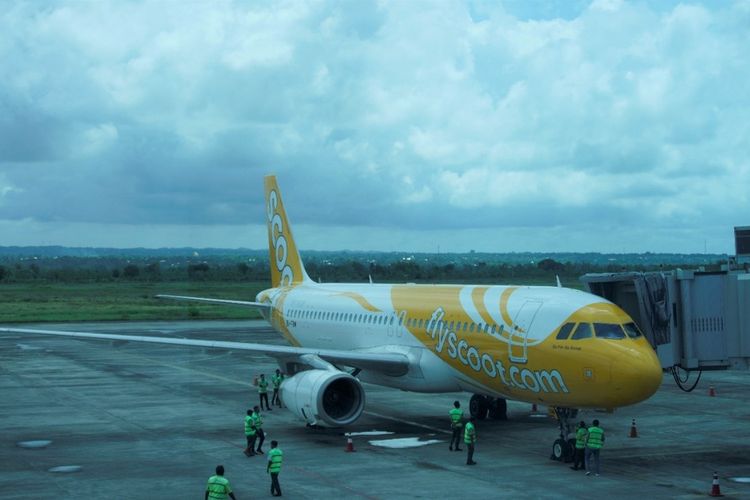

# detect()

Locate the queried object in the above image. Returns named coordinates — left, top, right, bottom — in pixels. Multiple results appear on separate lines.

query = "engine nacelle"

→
left=280, top=370, right=365, bottom=427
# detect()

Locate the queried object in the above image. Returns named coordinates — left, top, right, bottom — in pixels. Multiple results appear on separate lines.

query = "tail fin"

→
left=264, top=175, right=311, bottom=287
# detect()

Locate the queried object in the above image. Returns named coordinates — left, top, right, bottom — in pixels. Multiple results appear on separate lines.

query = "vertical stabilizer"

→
left=264, top=175, right=311, bottom=287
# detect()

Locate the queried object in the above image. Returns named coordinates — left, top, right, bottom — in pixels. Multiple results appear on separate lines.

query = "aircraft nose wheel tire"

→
left=551, top=438, right=572, bottom=462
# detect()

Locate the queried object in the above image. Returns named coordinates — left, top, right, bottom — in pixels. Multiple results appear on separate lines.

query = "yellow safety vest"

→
left=244, top=415, right=256, bottom=436
left=268, top=448, right=283, bottom=473
left=258, top=378, right=269, bottom=393
left=586, top=426, right=604, bottom=449
left=575, top=427, right=588, bottom=449
left=206, top=475, right=232, bottom=500
left=464, top=422, right=476, bottom=444
left=449, top=408, right=464, bottom=428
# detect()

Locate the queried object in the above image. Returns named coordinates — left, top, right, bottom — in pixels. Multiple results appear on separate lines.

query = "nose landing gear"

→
left=550, top=407, right=578, bottom=462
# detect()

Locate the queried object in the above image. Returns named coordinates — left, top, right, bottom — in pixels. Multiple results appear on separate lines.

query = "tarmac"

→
left=1, top=319, right=749, bottom=499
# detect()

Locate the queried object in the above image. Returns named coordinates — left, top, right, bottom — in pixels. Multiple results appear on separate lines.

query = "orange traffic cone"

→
left=629, top=419, right=638, bottom=438
left=345, top=435, right=356, bottom=452
left=709, top=385, right=716, bottom=397
left=709, top=471, right=722, bottom=496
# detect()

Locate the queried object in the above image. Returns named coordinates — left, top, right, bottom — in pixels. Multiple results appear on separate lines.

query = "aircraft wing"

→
left=155, top=294, right=271, bottom=310
left=0, top=327, right=410, bottom=376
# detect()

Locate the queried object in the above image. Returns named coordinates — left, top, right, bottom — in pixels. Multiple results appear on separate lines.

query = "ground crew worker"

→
left=243, top=409, right=257, bottom=457
left=267, top=440, right=283, bottom=497
left=271, top=369, right=284, bottom=407
left=464, top=416, right=477, bottom=465
left=448, top=400, right=464, bottom=451
left=585, top=419, right=605, bottom=476
left=570, top=420, right=587, bottom=471
left=252, top=405, right=266, bottom=454
left=258, top=374, right=271, bottom=411
left=205, top=465, right=236, bottom=500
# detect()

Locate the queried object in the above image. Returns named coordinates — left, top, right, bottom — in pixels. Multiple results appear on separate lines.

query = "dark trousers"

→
left=466, top=443, right=475, bottom=464
left=450, top=427, right=462, bottom=450
left=260, top=392, right=270, bottom=410
left=256, top=428, right=265, bottom=452
left=585, top=447, right=601, bottom=474
left=246, top=435, right=256, bottom=454
left=270, top=472, right=282, bottom=496
left=572, top=447, right=585, bottom=469
left=272, top=389, right=281, bottom=406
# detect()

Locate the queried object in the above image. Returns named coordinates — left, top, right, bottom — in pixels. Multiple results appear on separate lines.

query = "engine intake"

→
left=280, top=370, right=365, bottom=427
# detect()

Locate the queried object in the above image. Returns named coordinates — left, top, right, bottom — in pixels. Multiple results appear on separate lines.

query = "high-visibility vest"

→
left=206, top=475, right=232, bottom=500
left=268, top=448, right=283, bottom=473
left=449, top=408, right=464, bottom=428
left=272, top=374, right=283, bottom=389
left=244, top=415, right=256, bottom=436
left=586, top=426, right=604, bottom=449
left=575, top=427, right=588, bottom=449
left=258, top=378, right=269, bottom=394
left=464, top=422, right=476, bottom=444
left=252, top=411, right=263, bottom=429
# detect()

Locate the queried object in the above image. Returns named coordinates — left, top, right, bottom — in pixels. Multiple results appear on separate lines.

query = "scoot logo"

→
left=267, top=189, right=294, bottom=286
left=425, top=307, right=569, bottom=394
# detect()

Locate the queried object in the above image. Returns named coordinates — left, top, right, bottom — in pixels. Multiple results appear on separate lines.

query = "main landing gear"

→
left=550, top=407, right=578, bottom=462
left=469, top=394, right=507, bottom=420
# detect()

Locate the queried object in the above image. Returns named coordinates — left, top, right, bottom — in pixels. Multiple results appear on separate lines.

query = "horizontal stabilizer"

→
left=155, top=294, right=271, bottom=309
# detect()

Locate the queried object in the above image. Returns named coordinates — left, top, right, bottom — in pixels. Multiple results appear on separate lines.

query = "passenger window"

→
left=555, top=323, right=575, bottom=340
left=418, top=319, right=424, bottom=328
left=622, top=322, right=643, bottom=338
left=594, top=323, right=625, bottom=339
left=571, top=323, right=593, bottom=340
left=462, top=322, right=468, bottom=331
left=469, top=323, right=475, bottom=333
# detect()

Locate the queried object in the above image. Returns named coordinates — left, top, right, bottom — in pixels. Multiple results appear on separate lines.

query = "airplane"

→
left=1, top=174, right=663, bottom=461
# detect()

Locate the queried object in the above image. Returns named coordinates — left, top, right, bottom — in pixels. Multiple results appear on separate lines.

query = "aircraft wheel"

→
left=469, top=394, right=489, bottom=420
left=551, top=438, right=570, bottom=461
left=488, top=398, right=507, bottom=420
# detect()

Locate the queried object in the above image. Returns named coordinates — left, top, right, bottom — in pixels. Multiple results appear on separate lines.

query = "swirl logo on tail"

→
left=264, top=175, right=309, bottom=287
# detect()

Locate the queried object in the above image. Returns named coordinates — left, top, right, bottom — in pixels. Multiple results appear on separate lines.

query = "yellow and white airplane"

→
left=1, top=175, right=662, bottom=460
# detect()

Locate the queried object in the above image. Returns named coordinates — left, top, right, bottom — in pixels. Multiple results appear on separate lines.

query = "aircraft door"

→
left=508, top=300, right=543, bottom=364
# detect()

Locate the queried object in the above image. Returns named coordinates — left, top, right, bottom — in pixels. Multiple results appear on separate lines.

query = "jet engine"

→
left=280, top=369, right=365, bottom=427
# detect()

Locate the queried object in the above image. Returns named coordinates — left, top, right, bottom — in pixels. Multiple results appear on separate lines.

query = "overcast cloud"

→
left=1, top=0, right=748, bottom=253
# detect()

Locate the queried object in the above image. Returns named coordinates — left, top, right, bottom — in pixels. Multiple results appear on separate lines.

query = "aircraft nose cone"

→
left=613, top=343, right=663, bottom=405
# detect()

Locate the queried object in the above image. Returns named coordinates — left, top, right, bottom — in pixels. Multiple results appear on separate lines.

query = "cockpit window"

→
left=555, top=322, right=575, bottom=340
left=571, top=323, right=592, bottom=340
left=594, top=323, right=625, bottom=339
left=622, top=322, right=643, bottom=338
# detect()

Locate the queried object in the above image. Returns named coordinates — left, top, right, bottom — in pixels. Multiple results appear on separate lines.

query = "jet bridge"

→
left=580, top=266, right=750, bottom=388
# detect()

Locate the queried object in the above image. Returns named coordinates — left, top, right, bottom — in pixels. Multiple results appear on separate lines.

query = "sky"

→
left=1, top=0, right=748, bottom=254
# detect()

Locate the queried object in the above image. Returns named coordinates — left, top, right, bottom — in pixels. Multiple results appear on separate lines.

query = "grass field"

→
left=0, top=276, right=585, bottom=324
left=0, top=281, right=267, bottom=323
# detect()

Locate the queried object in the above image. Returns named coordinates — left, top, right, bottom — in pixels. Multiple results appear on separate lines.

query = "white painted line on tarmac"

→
left=369, top=437, right=443, bottom=448
left=364, top=410, right=452, bottom=435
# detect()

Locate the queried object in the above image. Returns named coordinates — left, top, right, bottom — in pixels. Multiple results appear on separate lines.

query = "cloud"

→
left=0, top=0, right=748, bottom=252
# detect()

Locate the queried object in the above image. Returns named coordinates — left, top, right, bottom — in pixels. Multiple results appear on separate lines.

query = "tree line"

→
left=0, top=254, right=718, bottom=285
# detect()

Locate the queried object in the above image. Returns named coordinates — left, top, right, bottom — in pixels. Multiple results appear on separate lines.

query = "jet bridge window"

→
left=622, top=322, right=643, bottom=338
left=571, top=323, right=592, bottom=340
left=555, top=322, right=575, bottom=340
left=594, top=323, right=626, bottom=339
